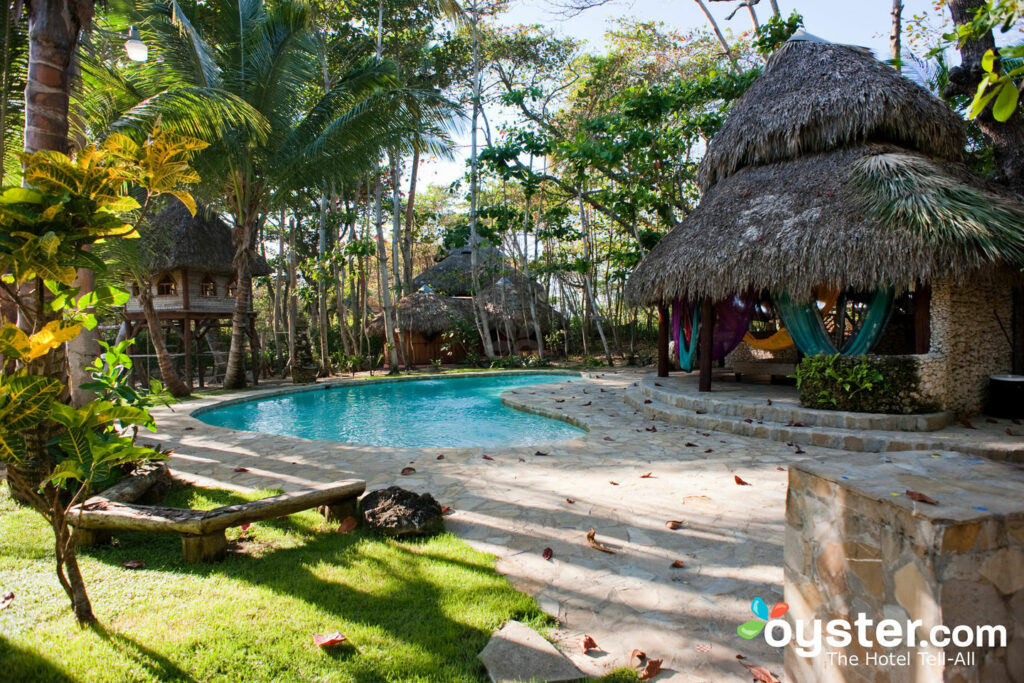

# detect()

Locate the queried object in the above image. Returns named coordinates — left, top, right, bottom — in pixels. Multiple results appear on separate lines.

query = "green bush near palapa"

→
left=795, top=354, right=936, bottom=414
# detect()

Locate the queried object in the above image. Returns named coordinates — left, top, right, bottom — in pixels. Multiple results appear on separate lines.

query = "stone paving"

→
left=147, top=370, right=876, bottom=682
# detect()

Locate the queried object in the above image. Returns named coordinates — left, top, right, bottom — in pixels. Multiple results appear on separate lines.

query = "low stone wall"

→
left=785, top=452, right=1024, bottom=682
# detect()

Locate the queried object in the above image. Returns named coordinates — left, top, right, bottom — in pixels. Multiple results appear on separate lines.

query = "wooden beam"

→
left=914, top=282, right=931, bottom=354
left=184, top=317, right=193, bottom=390
left=657, top=303, right=669, bottom=377
left=699, top=299, right=715, bottom=392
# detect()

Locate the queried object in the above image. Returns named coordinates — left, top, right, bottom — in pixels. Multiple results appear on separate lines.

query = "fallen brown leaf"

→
left=743, top=418, right=753, bottom=424
left=122, top=559, right=146, bottom=569
left=646, top=426, right=657, bottom=432
left=906, top=490, right=938, bottom=505
left=741, top=662, right=781, bottom=683
left=441, top=506, right=454, bottom=515
left=585, top=528, right=616, bottom=554
left=704, top=449, right=713, bottom=453
left=580, top=634, right=599, bottom=653
left=639, top=658, right=663, bottom=680
left=534, top=451, right=549, bottom=456
left=400, top=466, right=416, bottom=475
left=542, top=547, right=553, bottom=560
left=735, top=475, right=751, bottom=486
left=0, top=591, right=12, bottom=611
left=582, top=401, right=592, bottom=406
left=640, top=472, right=653, bottom=478
left=337, top=516, right=358, bottom=533
left=630, top=649, right=647, bottom=667
left=312, top=632, right=348, bottom=648
left=233, top=467, right=249, bottom=473
left=482, top=454, right=495, bottom=460
left=609, top=481, right=619, bottom=485
left=684, top=442, right=697, bottom=447
left=671, top=560, right=685, bottom=568
left=776, top=466, right=785, bottom=471
left=566, top=498, right=575, bottom=504
left=794, top=446, right=806, bottom=454
left=555, top=399, right=565, bottom=403
left=644, top=399, right=652, bottom=404
left=665, top=520, right=683, bottom=530
left=603, top=436, right=614, bottom=441
left=436, top=454, right=445, bottom=460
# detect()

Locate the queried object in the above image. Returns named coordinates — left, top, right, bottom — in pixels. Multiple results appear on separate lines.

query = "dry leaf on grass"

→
left=0, top=592, right=12, bottom=610
left=638, top=658, right=663, bottom=679
left=906, top=490, right=938, bottom=505
left=312, top=632, right=348, bottom=648
left=542, top=547, right=553, bottom=560
left=337, top=517, right=358, bottom=533
left=579, top=634, right=599, bottom=653
left=585, top=528, right=616, bottom=554
left=122, top=560, right=146, bottom=569
left=735, top=475, right=751, bottom=486
left=400, top=467, right=416, bottom=475
left=665, top=520, right=683, bottom=530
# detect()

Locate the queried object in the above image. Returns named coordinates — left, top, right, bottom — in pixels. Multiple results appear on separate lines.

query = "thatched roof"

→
left=482, top=280, right=558, bottom=337
left=626, top=35, right=1024, bottom=305
left=366, top=292, right=475, bottom=338
left=145, top=199, right=271, bottom=277
left=411, top=243, right=506, bottom=296
left=696, top=36, right=966, bottom=192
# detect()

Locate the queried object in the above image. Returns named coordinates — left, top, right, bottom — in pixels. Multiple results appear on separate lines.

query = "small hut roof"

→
left=366, top=292, right=475, bottom=337
left=696, top=37, right=966, bottom=192
left=411, top=243, right=505, bottom=296
left=481, top=280, right=558, bottom=336
left=626, top=145, right=1024, bottom=304
left=145, top=199, right=271, bottom=277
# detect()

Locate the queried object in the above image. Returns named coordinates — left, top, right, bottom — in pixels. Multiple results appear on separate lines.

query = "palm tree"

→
left=1, top=1, right=27, bottom=182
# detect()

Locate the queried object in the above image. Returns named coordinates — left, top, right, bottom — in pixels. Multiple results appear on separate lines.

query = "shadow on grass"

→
left=88, top=625, right=196, bottom=683
left=0, top=635, right=75, bottom=683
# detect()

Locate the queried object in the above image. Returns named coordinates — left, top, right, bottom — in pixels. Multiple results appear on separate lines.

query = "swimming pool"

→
left=195, top=373, right=585, bottom=448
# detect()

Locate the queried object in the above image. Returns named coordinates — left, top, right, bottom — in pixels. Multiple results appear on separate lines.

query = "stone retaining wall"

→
left=785, top=453, right=1024, bottom=682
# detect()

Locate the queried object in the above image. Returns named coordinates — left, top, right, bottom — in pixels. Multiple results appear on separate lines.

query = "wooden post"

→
left=1013, top=285, right=1024, bottom=374
left=698, top=299, right=715, bottom=392
left=914, top=282, right=931, bottom=355
left=657, top=303, right=669, bottom=377
left=181, top=531, right=228, bottom=563
left=183, top=317, right=193, bottom=390
left=320, top=498, right=359, bottom=523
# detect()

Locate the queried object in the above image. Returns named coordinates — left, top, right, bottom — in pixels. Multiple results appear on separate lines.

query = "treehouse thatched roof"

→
left=626, top=36, right=1024, bottom=305
left=145, top=199, right=271, bottom=277
left=411, top=243, right=505, bottom=296
left=366, top=292, right=475, bottom=338
left=696, top=34, right=966, bottom=192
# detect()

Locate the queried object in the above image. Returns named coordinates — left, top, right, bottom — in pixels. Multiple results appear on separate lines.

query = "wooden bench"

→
left=70, top=479, right=366, bottom=562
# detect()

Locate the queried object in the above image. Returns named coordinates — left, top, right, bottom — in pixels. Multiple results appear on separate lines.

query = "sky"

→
left=414, top=0, right=945, bottom=187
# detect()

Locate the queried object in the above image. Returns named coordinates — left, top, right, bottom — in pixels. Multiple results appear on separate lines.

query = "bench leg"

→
left=73, top=528, right=112, bottom=548
left=181, top=531, right=227, bottom=563
left=320, top=498, right=359, bottom=524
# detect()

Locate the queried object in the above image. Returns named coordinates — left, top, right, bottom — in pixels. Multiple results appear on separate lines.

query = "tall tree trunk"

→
left=287, top=217, right=297, bottom=367
left=372, top=177, right=400, bottom=371
left=890, top=0, right=903, bottom=66
left=388, top=153, right=410, bottom=369
left=272, top=214, right=284, bottom=370
left=318, top=195, right=331, bottom=375
left=137, top=287, right=190, bottom=397
left=402, top=147, right=419, bottom=291
left=469, top=0, right=495, bottom=360
left=23, top=0, right=84, bottom=154
left=944, top=0, right=1024, bottom=194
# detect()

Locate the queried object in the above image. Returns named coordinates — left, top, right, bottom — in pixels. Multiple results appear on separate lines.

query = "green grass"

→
left=0, top=483, right=556, bottom=682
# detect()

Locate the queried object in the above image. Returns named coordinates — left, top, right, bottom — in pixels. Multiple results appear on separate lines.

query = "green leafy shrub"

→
left=795, top=354, right=936, bottom=414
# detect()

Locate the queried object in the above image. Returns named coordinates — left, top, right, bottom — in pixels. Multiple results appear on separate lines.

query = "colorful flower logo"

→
left=737, top=597, right=789, bottom=639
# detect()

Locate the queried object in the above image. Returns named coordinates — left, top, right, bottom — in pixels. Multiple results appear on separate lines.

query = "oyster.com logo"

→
left=737, top=597, right=789, bottom=639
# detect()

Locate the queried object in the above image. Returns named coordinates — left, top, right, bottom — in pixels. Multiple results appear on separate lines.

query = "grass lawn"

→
left=0, top=482, right=631, bottom=682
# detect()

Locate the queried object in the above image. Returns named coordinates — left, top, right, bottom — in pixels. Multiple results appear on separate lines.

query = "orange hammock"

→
left=742, top=288, right=840, bottom=352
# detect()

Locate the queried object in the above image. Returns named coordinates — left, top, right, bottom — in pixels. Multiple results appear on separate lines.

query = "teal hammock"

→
left=672, top=300, right=701, bottom=372
left=776, top=289, right=894, bottom=356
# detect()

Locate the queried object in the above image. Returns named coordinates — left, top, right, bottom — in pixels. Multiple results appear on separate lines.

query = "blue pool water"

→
left=196, top=373, right=585, bottom=448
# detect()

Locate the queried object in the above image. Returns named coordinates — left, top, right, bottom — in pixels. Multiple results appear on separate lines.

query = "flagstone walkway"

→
left=149, top=371, right=845, bottom=681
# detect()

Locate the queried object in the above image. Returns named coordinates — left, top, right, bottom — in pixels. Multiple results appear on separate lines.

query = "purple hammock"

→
left=671, top=292, right=755, bottom=372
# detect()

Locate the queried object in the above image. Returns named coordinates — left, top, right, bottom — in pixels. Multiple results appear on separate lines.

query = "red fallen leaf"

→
left=400, top=466, right=416, bottom=475
left=240, top=523, right=252, bottom=532
left=542, top=547, right=553, bottom=560
left=482, top=455, right=495, bottom=461
left=684, top=442, right=697, bottom=447
left=585, top=528, right=616, bottom=554
left=337, top=516, right=358, bottom=533
left=666, top=520, right=683, bottom=530
left=566, top=498, right=575, bottom=504
left=743, top=418, right=753, bottom=424
left=518, top=458, right=526, bottom=462
left=785, top=420, right=806, bottom=427
left=639, top=658, right=663, bottom=680
left=906, top=490, right=938, bottom=505
left=736, top=654, right=747, bottom=660
left=609, top=481, right=619, bottom=485
left=794, top=446, right=806, bottom=454
left=735, top=475, right=751, bottom=486
left=646, top=426, right=657, bottom=432
left=630, top=649, right=647, bottom=667
left=654, top=382, right=662, bottom=387
left=0, top=591, right=13, bottom=610
left=582, top=401, right=592, bottom=406
left=312, top=632, right=348, bottom=648
left=671, top=559, right=685, bottom=568
left=776, top=466, right=785, bottom=471
left=603, top=436, right=614, bottom=441
left=436, top=454, right=445, bottom=460
left=579, top=634, right=599, bottom=653
left=534, top=451, right=549, bottom=456
left=741, top=662, right=781, bottom=683
left=704, top=449, right=713, bottom=453
left=441, top=506, right=454, bottom=515
left=961, top=419, right=976, bottom=429
left=640, top=472, right=653, bottom=478
left=233, top=467, right=249, bottom=473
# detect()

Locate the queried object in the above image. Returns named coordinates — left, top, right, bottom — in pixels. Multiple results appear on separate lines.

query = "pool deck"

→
left=146, top=370, right=1024, bottom=681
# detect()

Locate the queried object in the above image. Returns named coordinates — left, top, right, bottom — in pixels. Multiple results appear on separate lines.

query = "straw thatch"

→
left=145, top=199, right=271, bottom=277
left=696, top=36, right=965, bottom=192
left=366, top=292, right=475, bottom=338
left=627, top=35, right=1024, bottom=305
left=482, top=280, right=558, bottom=338
left=411, top=243, right=505, bottom=296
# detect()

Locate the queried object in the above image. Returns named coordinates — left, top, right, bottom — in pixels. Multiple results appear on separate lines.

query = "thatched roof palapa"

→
left=411, top=243, right=505, bottom=296
left=366, top=292, right=475, bottom=338
left=145, top=199, right=271, bottom=277
left=481, top=280, right=558, bottom=337
left=627, top=35, right=1024, bottom=306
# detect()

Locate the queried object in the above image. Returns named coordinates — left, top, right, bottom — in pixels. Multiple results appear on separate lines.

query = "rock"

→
left=361, top=487, right=443, bottom=537
left=478, top=621, right=582, bottom=683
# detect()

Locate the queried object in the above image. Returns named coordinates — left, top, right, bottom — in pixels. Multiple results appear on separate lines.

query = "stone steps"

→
left=624, top=389, right=1024, bottom=462
left=635, top=380, right=953, bottom=432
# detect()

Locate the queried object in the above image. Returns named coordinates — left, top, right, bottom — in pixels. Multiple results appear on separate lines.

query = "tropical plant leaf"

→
left=1, top=375, right=62, bottom=430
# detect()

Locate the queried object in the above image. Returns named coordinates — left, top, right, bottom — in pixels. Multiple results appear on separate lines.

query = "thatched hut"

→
left=123, top=199, right=271, bottom=387
left=366, top=291, right=476, bottom=364
left=411, top=243, right=505, bottom=296
left=626, top=33, right=1024, bottom=414
left=482, top=278, right=558, bottom=353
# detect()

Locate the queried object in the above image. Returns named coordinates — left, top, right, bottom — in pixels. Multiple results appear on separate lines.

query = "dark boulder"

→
left=361, top=487, right=444, bottom=537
